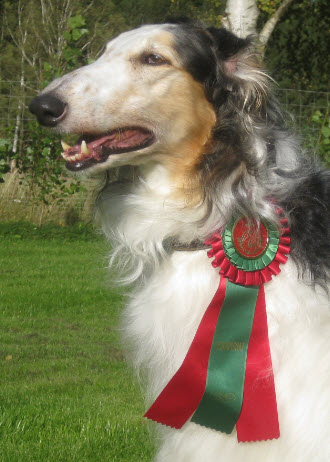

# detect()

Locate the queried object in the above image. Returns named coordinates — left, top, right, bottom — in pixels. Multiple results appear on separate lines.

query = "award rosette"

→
left=209, top=215, right=291, bottom=286
left=145, top=211, right=291, bottom=443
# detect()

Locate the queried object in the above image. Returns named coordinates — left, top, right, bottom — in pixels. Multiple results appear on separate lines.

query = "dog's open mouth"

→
left=61, top=127, right=155, bottom=171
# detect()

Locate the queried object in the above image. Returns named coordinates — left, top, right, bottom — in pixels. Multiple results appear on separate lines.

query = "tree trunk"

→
left=222, top=0, right=295, bottom=55
left=12, top=70, right=24, bottom=157
left=222, top=0, right=259, bottom=38
left=259, top=0, right=295, bottom=47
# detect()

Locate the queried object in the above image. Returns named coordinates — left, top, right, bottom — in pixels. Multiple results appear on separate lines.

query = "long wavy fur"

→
left=97, top=20, right=330, bottom=288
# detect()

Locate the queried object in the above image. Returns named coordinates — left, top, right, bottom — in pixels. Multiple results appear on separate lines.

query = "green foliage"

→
left=311, top=110, right=330, bottom=165
left=0, top=138, right=12, bottom=182
left=257, top=0, right=282, bottom=15
left=43, top=14, right=90, bottom=84
left=67, top=14, right=88, bottom=36
left=13, top=120, right=85, bottom=205
left=168, top=0, right=225, bottom=25
left=265, top=0, right=329, bottom=91
left=63, top=15, right=89, bottom=68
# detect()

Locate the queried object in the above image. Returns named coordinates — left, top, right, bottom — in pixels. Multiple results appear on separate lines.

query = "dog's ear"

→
left=207, top=28, right=250, bottom=60
left=206, top=27, right=251, bottom=75
left=205, top=27, right=270, bottom=114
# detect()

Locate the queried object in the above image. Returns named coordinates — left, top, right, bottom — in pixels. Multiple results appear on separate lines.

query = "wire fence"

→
left=0, top=79, right=329, bottom=224
left=278, top=88, right=329, bottom=131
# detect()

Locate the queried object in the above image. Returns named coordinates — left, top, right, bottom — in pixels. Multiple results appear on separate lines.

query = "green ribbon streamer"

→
left=191, top=281, right=259, bottom=434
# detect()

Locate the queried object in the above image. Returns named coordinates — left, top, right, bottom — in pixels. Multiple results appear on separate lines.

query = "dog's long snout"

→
left=29, top=93, right=67, bottom=127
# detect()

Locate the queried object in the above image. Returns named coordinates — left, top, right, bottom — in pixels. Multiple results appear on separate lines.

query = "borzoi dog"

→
left=29, top=20, right=330, bottom=462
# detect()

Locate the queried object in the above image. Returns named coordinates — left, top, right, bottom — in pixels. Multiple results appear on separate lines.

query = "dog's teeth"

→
left=81, top=140, right=90, bottom=155
left=75, top=153, right=83, bottom=160
left=61, top=140, right=72, bottom=151
left=61, top=152, right=67, bottom=159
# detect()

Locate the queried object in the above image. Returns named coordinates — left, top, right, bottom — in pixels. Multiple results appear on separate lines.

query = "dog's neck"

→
left=138, top=161, right=204, bottom=206
left=96, top=161, right=222, bottom=284
left=139, top=162, right=177, bottom=197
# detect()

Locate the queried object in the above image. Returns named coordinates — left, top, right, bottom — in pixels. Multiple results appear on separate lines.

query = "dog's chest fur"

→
left=97, top=166, right=330, bottom=462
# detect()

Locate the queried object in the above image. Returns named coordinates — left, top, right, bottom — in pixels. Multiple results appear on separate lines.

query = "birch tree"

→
left=222, top=0, right=295, bottom=53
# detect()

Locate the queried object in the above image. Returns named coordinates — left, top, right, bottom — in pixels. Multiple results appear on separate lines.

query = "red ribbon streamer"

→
left=145, top=278, right=280, bottom=442
left=236, top=285, right=280, bottom=442
left=144, top=277, right=227, bottom=428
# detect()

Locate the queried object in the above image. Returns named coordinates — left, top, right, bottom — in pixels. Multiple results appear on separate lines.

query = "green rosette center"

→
left=222, top=217, right=280, bottom=272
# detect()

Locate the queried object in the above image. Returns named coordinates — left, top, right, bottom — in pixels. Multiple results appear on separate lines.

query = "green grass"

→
left=0, top=223, right=154, bottom=462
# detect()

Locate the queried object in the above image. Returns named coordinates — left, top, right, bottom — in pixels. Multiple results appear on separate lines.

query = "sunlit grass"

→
left=0, top=224, right=154, bottom=462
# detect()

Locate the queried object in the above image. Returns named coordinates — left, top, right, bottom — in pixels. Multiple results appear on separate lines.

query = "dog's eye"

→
left=142, top=53, right=169, bottom=66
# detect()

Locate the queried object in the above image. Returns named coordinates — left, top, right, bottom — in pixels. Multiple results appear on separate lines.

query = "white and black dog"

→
left=30, top=19, right=330, bottom=462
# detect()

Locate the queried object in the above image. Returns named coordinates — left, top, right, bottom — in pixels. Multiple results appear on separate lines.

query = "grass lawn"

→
left=0, top=223, right=154, bottom=462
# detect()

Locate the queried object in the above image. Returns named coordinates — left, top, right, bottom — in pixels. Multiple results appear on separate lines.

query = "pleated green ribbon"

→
left=191, top=281, right=259, bottom=433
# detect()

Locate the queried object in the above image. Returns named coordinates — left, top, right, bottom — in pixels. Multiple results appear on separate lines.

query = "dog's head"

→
left=29, top=21, right=271, bottom=182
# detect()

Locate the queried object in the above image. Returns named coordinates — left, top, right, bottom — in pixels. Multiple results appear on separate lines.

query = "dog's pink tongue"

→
left=103, top=130, right=151, bottom=150
left=62, top=129, right=152, bottom=160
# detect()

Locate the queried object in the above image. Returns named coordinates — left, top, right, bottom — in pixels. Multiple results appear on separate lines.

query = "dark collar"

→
left=169, top=240, right=211, bottom=252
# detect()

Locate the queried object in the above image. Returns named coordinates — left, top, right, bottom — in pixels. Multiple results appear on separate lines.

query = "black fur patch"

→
left=166, top=21, right=249, bottom=95
left=166, top=21, right=216, bottom=83
left=280, top=168, right=330, bottom=286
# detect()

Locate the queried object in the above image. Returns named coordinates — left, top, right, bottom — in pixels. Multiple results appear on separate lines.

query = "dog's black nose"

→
left=29, top=93, right=67, bottom=127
